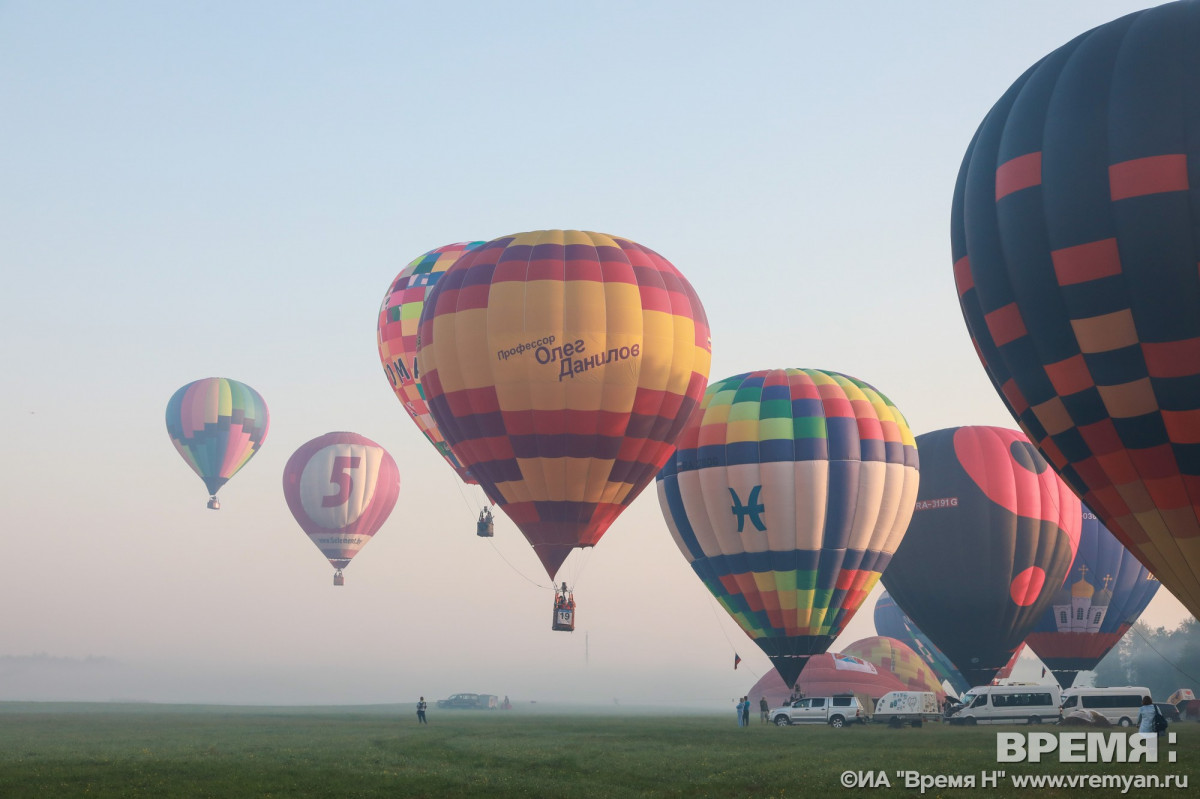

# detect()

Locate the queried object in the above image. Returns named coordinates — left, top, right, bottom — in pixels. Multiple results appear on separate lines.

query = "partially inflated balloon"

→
left=657, top=369, right=920, bottom=688
left=377, top=242, right=485, bottom=484
left=1025, top=506, right=1160, bottom=686
left=282, top=432, right=400, bottom=583
left=166, top=377, right=269, bottom=507
left=419, top=230, right=711, bottom=578
left=951, top=1, right=1200, bottom=619
left=881, top=426, right=1081, bottom=686
left=841, top=636, right=946, bottom=699
left=875, top=591, right=970, bottom=696
left=748, top=653, right=910, bottom=710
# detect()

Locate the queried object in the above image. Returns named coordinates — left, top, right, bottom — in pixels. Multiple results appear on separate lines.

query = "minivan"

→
left=1059, top=686, right=1151, bottom=727
left=949, top=684, right=1062, bottom=725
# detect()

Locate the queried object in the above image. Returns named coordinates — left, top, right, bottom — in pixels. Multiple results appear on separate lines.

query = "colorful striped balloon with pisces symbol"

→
left=657, top=368, right=920, bottom=688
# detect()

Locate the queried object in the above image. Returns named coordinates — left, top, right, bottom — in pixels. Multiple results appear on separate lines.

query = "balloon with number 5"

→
left=282, top=432, right=400, bottom=585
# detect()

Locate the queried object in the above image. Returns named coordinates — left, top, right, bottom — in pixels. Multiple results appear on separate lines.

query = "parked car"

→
left=770, top=695, right=864, bottom=728
left=1156, top=703, right=1182, bottom=723
left=436, top=693, right=498, bottom=710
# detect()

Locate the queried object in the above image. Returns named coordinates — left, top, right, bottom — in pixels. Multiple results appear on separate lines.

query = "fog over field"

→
left=1, top=0, right=1191, bottom=712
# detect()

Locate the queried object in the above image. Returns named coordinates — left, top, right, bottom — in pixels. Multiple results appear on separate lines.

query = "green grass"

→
left=0, top=703, right=1194, bottom=798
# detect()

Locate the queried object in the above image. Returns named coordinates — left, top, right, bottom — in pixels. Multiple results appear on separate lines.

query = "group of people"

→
left=734, top=696, right=770, bottom=726
left=554, top=583, right=576, bottom=612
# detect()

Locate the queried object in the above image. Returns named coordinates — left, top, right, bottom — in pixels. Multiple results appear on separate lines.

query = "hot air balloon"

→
left=377, top=242, right=485, bottom=486
left=747, top=653, right=910, bottom=712
left=656, top=368, right=920, bottom=688
left=875, top=590, right=970, bottom=696
left=881, top=426, right=1081, bottom=687
left=841, top=636, right=946, bottom=700
left=166, top=377, right=269, bottom=509
left=282, top=432, right=400, bottom=585
left=418, top=230, right=711, bottom=604
left=951, top=1, right=1200, bottom=620
left=1025, top=505, right=1160, bottom=687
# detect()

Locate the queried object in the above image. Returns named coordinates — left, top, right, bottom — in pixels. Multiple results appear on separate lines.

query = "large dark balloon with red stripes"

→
left=880, top=427, right=1081, bottom=687
left=951, top=1, right=1200, bottom=622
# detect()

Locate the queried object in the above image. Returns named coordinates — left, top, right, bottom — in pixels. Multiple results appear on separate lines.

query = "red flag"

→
left=734, top=654, right=742, bottom=670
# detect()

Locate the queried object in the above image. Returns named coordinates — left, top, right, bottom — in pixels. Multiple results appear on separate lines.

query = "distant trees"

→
left=1092, top=618, right=1200, bottom=700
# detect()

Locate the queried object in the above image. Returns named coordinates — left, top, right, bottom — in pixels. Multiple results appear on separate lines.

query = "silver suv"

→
left=770, top=695, right=863, bottom=728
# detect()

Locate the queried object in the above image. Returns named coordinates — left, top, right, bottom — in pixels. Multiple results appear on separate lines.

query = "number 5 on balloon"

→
left=323, top=456, right=361, bottom=507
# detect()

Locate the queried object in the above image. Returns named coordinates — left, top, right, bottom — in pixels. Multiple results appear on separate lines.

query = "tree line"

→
left=1092, top=618, right=1200, bottom=701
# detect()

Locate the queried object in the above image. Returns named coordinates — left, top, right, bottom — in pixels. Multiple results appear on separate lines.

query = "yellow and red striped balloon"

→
left=418, top=230, right=711, bottom=578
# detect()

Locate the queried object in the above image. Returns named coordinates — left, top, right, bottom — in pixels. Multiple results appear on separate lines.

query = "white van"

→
left=950, top=684, right=1062, bottom=725
left=1059, top=686, right=1151, bottom=728
left=872, top=691, right=941, bottom=727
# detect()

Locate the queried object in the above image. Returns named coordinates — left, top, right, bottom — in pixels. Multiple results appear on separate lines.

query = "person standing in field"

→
left=759, top=696, right=769, bottom=724
left=1137, top=696, right=1156, bottom=738
left=417, top=697, right=428, bottom=724
left=735, top=697, right=744, bottom=726
left=741, top=696, right=750, bottom=727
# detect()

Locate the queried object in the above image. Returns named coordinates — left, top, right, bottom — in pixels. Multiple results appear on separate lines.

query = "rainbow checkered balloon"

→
left=841, top=636, right=946, bottom=698
left=656, top=368, right=919, bottom=688
left=377, top=242, right=484, bottom=484
left=166, top=377, right=269, bottom=504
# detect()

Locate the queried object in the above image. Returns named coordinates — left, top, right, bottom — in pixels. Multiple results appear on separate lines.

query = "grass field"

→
left=0, top=702, right=1193, bottom=798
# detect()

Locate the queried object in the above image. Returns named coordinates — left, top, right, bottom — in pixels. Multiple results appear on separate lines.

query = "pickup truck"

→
left=436, top=693, right=498, bottom=710
left=769, top=695, right=864, bottom=728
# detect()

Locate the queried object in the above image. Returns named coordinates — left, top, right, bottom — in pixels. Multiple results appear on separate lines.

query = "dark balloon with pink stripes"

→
left=951, top=0, right=1200, bottom=624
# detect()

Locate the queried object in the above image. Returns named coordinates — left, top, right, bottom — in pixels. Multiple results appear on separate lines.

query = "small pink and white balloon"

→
left=282, top=431, right=400, bottom=585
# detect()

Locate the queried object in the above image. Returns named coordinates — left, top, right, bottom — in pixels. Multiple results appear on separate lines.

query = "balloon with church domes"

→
left=1025, top=506, right=1160, bottom=687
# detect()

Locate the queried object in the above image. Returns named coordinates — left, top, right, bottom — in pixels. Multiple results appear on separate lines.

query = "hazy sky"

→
left=1, top=0, right=1188, bottom=707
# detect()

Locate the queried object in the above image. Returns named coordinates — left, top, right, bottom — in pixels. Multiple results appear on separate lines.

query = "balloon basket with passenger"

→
left=477, top=507, right=494, bottom=538
left=552, top=583, right=576, bottom=632
left=207, top=495, right=220, bottom=510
